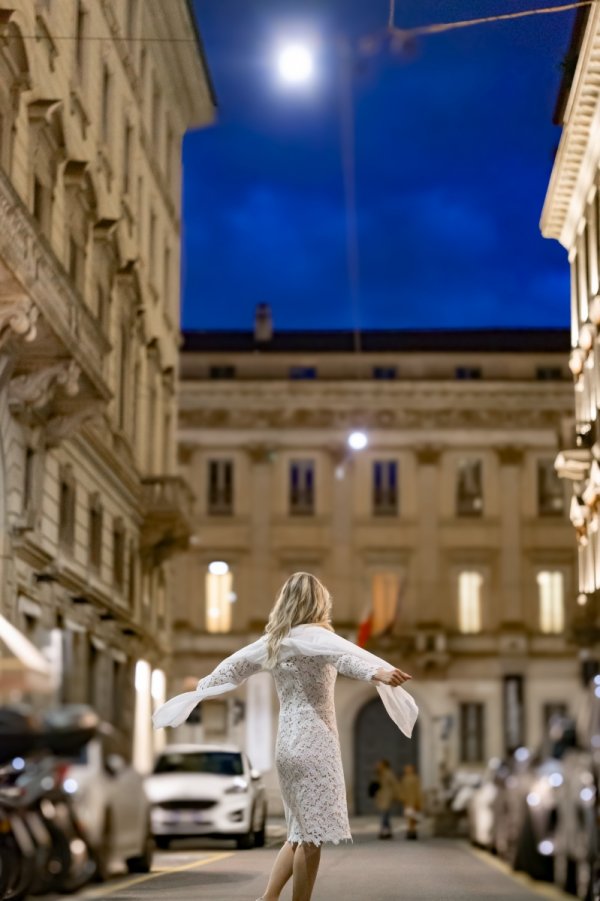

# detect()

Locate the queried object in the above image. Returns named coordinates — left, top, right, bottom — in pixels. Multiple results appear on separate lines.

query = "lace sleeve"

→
left=196, top=656, right=263, bottom=692
left=327, top=653, right=380, bottom=682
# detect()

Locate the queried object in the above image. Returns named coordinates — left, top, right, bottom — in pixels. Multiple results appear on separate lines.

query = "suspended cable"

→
left=389, top=0, right=593, bottom=39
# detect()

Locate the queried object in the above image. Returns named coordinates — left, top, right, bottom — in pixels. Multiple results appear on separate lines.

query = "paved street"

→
left=49, top=821, right=572, bottom=901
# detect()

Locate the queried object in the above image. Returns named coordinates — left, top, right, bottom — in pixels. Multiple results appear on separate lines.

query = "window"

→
left=23, top=447, right=35, bottom=512
left=113, top=519, right=126, bottom=590
left=128, top=543, right=137, bottom=607
left=209, top=365, right=236, bottom=380
left=68, top=234, right=86, bottom=294
left=122, top=118, right=133, bottom=194
left=58, top=469, right=76, bottom=550
left=101, top=63, right=112, bottom=143
left=455, top=366, right=482, bottom=380
left=75, top=1, right=86, bottom=75
left=459, top=703, right=485, bottom=763
left=208, top=460, right=234, bottom=515
left=149, top=210, right=156, bottom=284
left=537, top=571, right=564, bottom=634
left=458, top=571, right=482, bottom=634
left=88, top=494, right=103, bottom=571
left=126, top=0, right=138, bottom=37
left=289, top=460, right=315, bottom=515
left=456, top=459, right=483, bottom=516
left=206, top=564, right=233, bottom=633
left=373, top=366, right=397, bottom=380
left=536, top=366, right=563, bottom=381
left=163, top=245, right=171, bottom=303
left=289, top=366, right=317, bottom=380
left=371, top=572, right=401, bottom=634
left=537, top=460, right=564, bottom=516
left=118, top=324, right=129, bottom=430
left=373, top=461, right=398, bottom=516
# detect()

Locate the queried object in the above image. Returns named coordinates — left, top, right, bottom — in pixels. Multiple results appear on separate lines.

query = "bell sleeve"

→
left=152, top=637, right=267, bottom=730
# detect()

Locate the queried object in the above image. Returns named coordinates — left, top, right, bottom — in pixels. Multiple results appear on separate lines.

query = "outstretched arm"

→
left=153, top=637, right=267, bottom=729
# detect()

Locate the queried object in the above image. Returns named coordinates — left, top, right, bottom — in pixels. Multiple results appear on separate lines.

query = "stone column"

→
left=415, top=446, right=442, bottom=626
left=497, top=446, right=523, bottom=627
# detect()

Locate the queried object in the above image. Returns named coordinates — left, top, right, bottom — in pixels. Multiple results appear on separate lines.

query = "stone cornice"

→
left=178, top=380, right=573, bottom=432
left=541, top=1, right=600, bottom=248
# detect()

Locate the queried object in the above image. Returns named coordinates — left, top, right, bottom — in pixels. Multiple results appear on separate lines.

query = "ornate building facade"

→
left=0, top=0, right=214, bottom=768
left=541, top=4, right=600, bottom=661
left=173, top=324, right=579, bottom=812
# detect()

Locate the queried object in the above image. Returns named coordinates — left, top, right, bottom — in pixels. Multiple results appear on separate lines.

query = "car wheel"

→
left=93, top=812, right=113, bottom=883
left=236, top=829, right=255, bottom=850
left=254, top=806, right=267, bottom=848
left=155, top=836, right=171, bottom=851
left=127, top=821, right=154, bottom=874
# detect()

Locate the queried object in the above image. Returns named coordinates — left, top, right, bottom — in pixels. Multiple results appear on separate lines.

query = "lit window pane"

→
left=206, top=570, right=233, bottom=633
left=458, top=571, right=482, bottom=634
left=537, top=571, right=564, bottom=634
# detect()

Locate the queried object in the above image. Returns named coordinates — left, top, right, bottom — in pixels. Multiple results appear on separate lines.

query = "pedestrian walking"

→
left=398, top=763, right=423, bottom=840
left=153, top=572, right=418, bottom=901
left=373, top=759, right=399, bottom=839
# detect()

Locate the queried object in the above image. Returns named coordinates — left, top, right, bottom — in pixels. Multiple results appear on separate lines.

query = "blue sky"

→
left=182, top=1, right=574, bottom=331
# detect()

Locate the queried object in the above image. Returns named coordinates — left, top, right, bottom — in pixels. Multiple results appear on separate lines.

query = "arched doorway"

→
left=354, top=697, right=420, bottom=814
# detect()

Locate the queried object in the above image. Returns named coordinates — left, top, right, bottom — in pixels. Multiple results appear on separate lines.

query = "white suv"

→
left=145, top=744, right=267, bottom=850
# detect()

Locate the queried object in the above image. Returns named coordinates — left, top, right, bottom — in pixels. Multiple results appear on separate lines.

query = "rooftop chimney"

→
left=254, top=303, right=273, bottom=343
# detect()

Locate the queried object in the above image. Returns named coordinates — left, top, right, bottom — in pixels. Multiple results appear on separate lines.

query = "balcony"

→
left=0, top=167, right=111, bottom=444
left=140, top=476, right=195, bottom=562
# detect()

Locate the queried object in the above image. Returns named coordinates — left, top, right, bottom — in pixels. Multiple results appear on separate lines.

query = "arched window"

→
left=0, top=23, right=30, bottom=174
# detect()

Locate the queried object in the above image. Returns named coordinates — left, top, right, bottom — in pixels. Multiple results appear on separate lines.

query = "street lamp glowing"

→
left=348, top=431, right=368, bottom=451
left=277, top=43, right=314, bottom=84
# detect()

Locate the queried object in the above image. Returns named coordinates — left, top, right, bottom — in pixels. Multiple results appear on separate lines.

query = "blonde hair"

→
left=264, top=572, right=333, bottom=667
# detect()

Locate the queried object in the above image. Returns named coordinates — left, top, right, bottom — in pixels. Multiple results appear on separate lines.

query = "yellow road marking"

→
left=81, top=850, right=235, bottom=898
left=467, top=845, right=574, bottom=900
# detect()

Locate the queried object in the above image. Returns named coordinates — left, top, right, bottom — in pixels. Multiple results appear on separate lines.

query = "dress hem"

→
left=287, top=834, right=353, bottom=847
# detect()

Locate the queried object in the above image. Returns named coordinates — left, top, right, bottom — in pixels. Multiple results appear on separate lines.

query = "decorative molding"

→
left=9, top=360, right=81, bottom=411
left=0, top=296, right=38, bottom=347
left=45, top=401, right=105, bottom=447
left=415, top=445, right=443, bottom=465
left=541, top=2, right=600, bottom=247
left=244, top=442, right=278, bottom=464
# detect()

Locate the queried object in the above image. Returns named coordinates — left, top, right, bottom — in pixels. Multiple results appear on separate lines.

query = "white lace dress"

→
left=190, top=649, right=378, bottom=845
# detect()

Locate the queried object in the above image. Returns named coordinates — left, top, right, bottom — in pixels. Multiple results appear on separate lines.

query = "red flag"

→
left=356, top=610, right=373, bottom=648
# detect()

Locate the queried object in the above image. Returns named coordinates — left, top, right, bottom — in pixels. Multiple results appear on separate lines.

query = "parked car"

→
left=552, top=678, right=600, bottom=900
left=58, top=713, right=153, bottom=879
left=145, top=744, right=268, bottom=850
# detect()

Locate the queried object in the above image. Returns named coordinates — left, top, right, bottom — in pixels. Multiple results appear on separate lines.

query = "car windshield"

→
left=153, top=751, right=243, bottom=777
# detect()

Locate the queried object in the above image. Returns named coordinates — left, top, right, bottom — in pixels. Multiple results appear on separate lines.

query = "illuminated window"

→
left=206, top=563, right=233, bottom=633
left=458, top=571, right=482, bottom=634
left=459, top=703, right=485, bottom=763
left=537, top=571, right=564, bottom=634
left=371, top=572, right=400, bottom=634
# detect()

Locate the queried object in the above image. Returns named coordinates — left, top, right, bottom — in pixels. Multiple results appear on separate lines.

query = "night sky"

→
left=183, top=1, right=574, bottom=332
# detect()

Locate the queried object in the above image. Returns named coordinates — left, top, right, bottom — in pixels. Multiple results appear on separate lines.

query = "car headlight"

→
left=225, top=778, right=249, bottom=795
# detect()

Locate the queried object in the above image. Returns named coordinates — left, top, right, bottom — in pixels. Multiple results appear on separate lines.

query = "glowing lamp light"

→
left=348, top=431, right=368, bottom=451
left=538, top=840, right=554, bottom=856
left=569, top=348, right=586, bottom=376
left=548, top=772, right=563, bottom=788
left=577, top=593, right=588, bottom=606
left=208, top=561, right=229, bottom=576
left=277, top=43, right=314, bottom=84
left=526, top=792, right=540, bottom=807
left=579, top=323, right=597, bottom=351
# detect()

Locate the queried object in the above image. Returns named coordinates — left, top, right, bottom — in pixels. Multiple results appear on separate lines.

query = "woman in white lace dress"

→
left=153, top=573, right=417, bottom=901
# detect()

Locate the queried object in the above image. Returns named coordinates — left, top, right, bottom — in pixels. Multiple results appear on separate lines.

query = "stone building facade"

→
left=0, top=0, right=214, bottom=768
left=541, top=4, right=600, bottom=661
left=172, top=325, right=580, bottom=812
